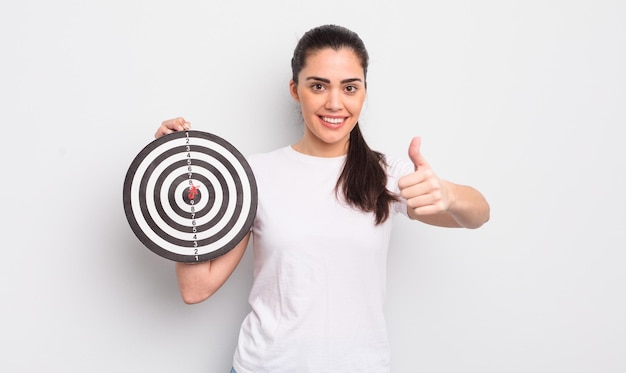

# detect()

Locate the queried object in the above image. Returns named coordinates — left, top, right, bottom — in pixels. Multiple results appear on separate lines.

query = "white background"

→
left=1, top=1, right=625, bottom=372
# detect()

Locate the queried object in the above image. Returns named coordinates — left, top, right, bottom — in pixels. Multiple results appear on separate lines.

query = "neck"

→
left=292, top=135, right=349, bottom=158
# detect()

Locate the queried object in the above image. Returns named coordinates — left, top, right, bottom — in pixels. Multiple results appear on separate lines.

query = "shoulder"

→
left=247, top=147, right=288, bottom=165
left=382, top=154, right=413, bottom=179
left=246, top=146, right=292, bottom=176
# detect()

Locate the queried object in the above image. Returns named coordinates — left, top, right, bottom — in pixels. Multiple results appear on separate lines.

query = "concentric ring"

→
left=123, top=130, right=257, bottom=262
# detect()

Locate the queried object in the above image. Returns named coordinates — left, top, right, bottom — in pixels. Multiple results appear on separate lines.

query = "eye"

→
left=310, top=83, right=325, bottom=91
left=344, top=85, right=358, bottom=94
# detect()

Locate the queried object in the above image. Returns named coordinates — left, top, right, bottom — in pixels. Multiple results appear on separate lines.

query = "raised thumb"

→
left=408, top=136, right=423, bottom=170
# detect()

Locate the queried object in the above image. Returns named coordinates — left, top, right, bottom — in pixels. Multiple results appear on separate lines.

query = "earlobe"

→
left=289, top=80, right=300, bottom=102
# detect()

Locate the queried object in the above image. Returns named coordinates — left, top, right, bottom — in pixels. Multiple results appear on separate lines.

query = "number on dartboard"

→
left=186, top=132, right=199, bottom=261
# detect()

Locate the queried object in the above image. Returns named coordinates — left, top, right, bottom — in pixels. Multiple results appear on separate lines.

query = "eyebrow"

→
left=305, top=76, right=363, bottom=84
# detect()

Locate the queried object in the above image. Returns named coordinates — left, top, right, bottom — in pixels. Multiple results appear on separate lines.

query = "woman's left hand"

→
left=398, top=137, right=452, bottom=217
left=398, top=136, right=490, bottom=229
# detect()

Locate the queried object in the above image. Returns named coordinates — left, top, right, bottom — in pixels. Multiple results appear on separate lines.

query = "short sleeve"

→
left=384, top=156, right=414, bottom=216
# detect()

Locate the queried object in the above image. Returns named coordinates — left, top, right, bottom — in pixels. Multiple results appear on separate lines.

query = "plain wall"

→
left=1, top=0, right=625, bottom=372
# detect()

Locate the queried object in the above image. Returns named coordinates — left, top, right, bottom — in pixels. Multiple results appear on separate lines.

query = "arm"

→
left=398, top=137, right=490, bottom=229
left=176, top=232, right=251, bottom=304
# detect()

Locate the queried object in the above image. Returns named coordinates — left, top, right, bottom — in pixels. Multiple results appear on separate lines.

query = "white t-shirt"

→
left=233, top=146, right=413, bottom=373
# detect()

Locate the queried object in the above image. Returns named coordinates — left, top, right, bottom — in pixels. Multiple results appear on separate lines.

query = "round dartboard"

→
left=123, top=130, right=257, bottom=263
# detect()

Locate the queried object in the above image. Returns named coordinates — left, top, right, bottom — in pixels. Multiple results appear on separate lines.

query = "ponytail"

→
left=336, top=124, right=398, bottom=225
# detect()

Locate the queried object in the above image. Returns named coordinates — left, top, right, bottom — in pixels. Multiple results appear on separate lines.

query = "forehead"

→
left=300, top=47, right=364, bottom=79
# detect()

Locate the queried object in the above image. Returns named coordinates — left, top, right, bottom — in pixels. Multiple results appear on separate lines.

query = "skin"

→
left=155, top=47, right=490, bottom=304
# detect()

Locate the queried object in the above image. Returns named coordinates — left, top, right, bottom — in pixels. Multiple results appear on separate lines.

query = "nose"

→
left=325, top=89, right=342, bottom=111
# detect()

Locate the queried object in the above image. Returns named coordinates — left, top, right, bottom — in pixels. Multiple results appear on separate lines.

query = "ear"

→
left=289, top=80, right=300, bottom=102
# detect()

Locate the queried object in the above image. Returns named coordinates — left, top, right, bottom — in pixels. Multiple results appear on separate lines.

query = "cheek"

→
left=299, top=95, right=321, bottom=114
left=348, top=99, right=365, bottom=116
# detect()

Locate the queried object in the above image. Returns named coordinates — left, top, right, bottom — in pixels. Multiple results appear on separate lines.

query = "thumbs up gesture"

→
left=398, top=137, right=451, bottom=217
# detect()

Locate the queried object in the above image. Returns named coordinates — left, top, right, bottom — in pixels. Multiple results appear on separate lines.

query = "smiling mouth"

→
left=321, top=116, right=344, bottom=124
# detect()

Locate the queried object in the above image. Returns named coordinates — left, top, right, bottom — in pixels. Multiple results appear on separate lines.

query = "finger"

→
left=154, top=126, right=172, bottom=138
left=397, top=172, right=423, bottom=191
left=155, top=117, right=191, bottom=138
left=168, top=117, right=191, bottom=131
left=177, top=118, right=191, bottom=131
left=408, top=136, right=421, bottom=170
left=410, top=203, right=446, bottom=216
left=408, top=136, right=429, bottom=171
left=399, top=181, right=428, bottom=200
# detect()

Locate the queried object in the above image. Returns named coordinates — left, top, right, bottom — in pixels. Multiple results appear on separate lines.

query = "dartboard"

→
left=123, top=130, right=257, bottom=263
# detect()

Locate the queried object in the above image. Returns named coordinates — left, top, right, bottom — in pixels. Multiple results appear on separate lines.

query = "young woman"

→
left=155, top=24, right=489, bottom=373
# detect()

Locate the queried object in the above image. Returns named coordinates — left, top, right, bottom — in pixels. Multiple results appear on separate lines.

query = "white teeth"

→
left=323, top=117, right=343, bottom=124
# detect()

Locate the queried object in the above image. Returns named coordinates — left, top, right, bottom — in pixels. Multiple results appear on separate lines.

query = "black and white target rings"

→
left=123, top=130, right=257, bottom=263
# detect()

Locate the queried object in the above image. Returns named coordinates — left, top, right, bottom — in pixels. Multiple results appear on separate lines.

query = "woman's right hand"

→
left=155, top=117, right=191, bottom=138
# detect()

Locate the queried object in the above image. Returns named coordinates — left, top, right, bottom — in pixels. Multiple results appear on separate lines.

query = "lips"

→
left=320, top=116, right=345, bottom=129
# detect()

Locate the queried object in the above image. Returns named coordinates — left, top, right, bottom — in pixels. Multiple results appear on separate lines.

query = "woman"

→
left=155, top=24, right=489, bottom=373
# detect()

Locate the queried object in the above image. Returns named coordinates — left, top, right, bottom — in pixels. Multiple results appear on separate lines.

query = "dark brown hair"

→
left=291, top=24, right=398, bottom=224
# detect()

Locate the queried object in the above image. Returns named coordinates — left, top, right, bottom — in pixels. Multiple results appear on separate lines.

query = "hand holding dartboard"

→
left=123, top=130, right=257, bottom=263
